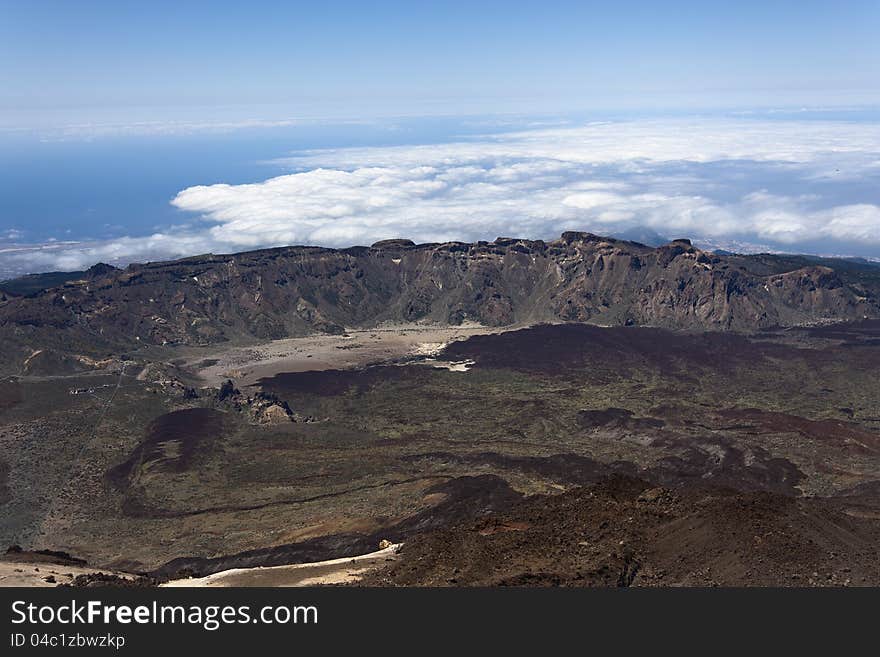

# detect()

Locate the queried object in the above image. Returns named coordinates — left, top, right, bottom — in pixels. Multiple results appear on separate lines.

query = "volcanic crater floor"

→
left=2, top=321, right=880, bottom=586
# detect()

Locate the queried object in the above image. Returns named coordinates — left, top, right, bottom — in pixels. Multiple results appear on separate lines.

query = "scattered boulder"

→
left=217, top=379, right=239, bottom=401
left=637, top=487, right=672, bottom=504
left=259, top=405, right=290, bottom=424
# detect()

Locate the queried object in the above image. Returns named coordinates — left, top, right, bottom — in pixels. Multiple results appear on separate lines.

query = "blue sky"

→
left=1, top=2, right=879, bottom=276
left=3, top=1, right=878, bottom=126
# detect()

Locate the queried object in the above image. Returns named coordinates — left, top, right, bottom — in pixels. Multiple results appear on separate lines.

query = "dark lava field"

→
left=2, top=320, right=879, bottom=586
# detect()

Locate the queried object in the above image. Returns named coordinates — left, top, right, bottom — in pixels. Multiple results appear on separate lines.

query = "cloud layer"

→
left=4, top=118, right=880, bottom=276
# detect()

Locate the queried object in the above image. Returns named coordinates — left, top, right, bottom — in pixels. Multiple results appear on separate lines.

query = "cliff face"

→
left=0, top=232, right=878, bottom=370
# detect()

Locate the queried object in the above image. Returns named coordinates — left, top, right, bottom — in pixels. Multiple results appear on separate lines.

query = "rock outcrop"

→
left=215, top=381, right=308, bottom=425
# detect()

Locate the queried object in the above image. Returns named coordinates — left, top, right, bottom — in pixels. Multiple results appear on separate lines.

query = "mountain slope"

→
left=0, top=232, right=877, bottom=374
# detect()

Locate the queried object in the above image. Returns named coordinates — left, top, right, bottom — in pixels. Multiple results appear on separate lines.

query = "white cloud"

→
left=3, top=118, right=880, bottom=276
left=282, top=119, right=880, bottom=168
left=1, top=229, right=23, bottom=241
left=29, top=118, right=310, bottom=142
left=171, top=119, right=880, bottom=251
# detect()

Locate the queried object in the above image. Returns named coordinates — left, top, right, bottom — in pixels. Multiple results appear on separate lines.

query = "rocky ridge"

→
left=0, top=232, right=877, bottom=374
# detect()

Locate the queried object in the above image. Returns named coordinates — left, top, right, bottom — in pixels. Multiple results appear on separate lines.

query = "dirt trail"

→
left=162, top=543, right=400, bottom=587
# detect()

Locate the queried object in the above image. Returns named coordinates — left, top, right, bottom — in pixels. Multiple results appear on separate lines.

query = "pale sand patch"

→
left=0, top=562, right=135, bottom=587
left=410, top=342, right=448, bottom=357
left=161, top=543, right=401, bottom=588
left=188, top=322, right=514, bottom=387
